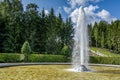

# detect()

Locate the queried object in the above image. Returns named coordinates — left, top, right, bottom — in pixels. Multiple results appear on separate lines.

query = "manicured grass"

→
left=0, top=65, right=120, bottom=80
left=90, top=47, right=120, bottom=57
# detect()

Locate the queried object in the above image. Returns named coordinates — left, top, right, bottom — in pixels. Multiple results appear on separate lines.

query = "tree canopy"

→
left=89, top=20, right=120, bottom=54
left=0, top=0, right=74, bottom=55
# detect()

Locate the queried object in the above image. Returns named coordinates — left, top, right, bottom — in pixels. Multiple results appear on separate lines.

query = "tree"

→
left=21, top=41, right=32, bottom=62
left=34, top=8, right=47, bottom=53
left=91, top=20, right=120, bottom=54
left=117, top=22, right=120, bottom=53
left=26, top=3, right=38, bottom=12
left=0, top=1, right=74, bottom=55
left=98, top=21, right=107, bottom=48
left=101, top=32, right=104, bottom=48
left=60, top=18, right=74, bottom=55
left=88, top=24, right=92, bottom=46
left=92, top=22, right=98, bottom=47
left=46, top=8, right=57, bottom=54
left=22, top=3, right=39, bottom=51
left=106, top=24, right=112, bottom=50
left=0, top=14, right=6, bottom=52
left=4, top=12, right=23, bottom=52
left=0, top=0, right=23, bottom=52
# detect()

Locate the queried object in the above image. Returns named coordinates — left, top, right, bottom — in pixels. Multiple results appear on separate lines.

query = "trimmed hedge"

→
left=0, top=53, right=21, bottom=63
left=0, top=53, right=120, bottom=64
left=0, top=53, right=68, bottom=63
left=28, top=54, right=68, bottom=62
left=90, top=56, right=120, bottom=65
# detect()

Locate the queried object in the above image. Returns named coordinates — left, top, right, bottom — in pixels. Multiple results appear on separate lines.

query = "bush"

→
left=21, top=41, right=32, bottom=62
left=90, top=56, right=120, bottom=65
left=28, top=54, right=68, bottom=62
left=61, top=45, right=71, bottom=57
left=0, top=53, right=21, bottom=63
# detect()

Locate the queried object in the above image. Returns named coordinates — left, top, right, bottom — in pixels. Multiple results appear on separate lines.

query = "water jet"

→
left=72, top=7, right=90, bottom=72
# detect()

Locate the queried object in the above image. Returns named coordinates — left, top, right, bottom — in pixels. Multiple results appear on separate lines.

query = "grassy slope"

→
left=0, top=65, right=120, bottom=80
left=90, top=47, right=120, bottom=57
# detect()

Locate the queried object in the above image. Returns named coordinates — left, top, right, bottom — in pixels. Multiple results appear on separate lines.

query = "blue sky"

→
left=22, top=0, right=120, bottom=23
left=22, top=0, right=68, bottom=20
left=98, top=0, right=120, bottom=19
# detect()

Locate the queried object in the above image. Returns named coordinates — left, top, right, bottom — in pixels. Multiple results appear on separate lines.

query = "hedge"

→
left=28, top=54, right=68, bottom=62
left=90, top=56, right=120, bottom=65
left=0, top=53, right=21, bottom=63
left=0, top=53, right=120, bottom=65
left=0, top=53, right=68, bottom=63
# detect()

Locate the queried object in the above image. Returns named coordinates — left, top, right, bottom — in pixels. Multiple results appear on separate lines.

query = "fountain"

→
left=72, top=7, right=90, bottom=72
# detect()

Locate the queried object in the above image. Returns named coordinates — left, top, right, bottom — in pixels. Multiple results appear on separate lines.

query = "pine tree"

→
left=88, top=24, right=92, bottom=46
left=92, top=22, right=98, bottom=47
left=0, top=15, right=6, bottom=52
left=22, top=3, right=39, bottom=51
left=0, top=0, right=23, bottom=52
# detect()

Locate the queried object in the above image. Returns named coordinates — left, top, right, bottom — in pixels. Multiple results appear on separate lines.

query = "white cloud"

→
left=44, top=10, right=49, bottom=15
left=84, top=5, right=99, bottom=13
left=63, top=6, right=71, bottom=14
left=70, top=5, right=116, bottom=25
left=67, top=0, right=101, bottom=9
left=68, top=0, right=86, bottom=8
left=84, top=5, right=100, bottom=24
left=97, top=9, right=111, bottom=19
left=70, top=5, right=99, bottom=24
left=97, top=9, right=117, bottom=22
left=65, top=0, right=117, bottom=24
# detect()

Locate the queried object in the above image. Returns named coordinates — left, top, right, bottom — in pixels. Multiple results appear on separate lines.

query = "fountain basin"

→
left=0, top=65, right=120, bottom=80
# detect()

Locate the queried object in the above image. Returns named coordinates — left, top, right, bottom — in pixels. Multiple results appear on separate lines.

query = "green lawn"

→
left=90, top=47, right=120, bottom=57
left=0, top=65, right=120, bottom=80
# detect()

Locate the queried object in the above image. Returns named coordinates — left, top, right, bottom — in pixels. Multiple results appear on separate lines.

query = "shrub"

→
left=21, top=41, right=32, bottom=62
left=61, top=45, right=72, bottom=60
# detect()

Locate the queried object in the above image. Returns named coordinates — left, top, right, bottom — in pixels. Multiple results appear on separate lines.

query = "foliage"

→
left=0, top=15, right=5, bottom=52
left=89, top=20, right=120, bottom=54
left=61, top=45, right=71, bottom=58
left=21, top=41, right=32, bottom=54
left=28, top=54, right=68, bottom=62
left=1, top=0, right=120, bottom=57
left=0, top=0, right=23, bottom=52
left=21, top=41, right=32, bottom=62
left=90, top=56, right=120, bottom=65
left=0, top=53, right=21, bottom=63
left=0, top=53, right=69, bottom=63
left=0, top=0, right=74, bottom=56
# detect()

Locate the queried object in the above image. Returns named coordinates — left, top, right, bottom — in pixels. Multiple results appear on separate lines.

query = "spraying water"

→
left=72, top=7, right=90, bottom=72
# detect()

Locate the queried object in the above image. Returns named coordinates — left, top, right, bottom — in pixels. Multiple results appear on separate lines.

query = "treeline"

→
left=89, top=20, right=120, bottom=54
left=1, top=0, right=120, bottom=55
left=0, top=0, right=74, bottom=55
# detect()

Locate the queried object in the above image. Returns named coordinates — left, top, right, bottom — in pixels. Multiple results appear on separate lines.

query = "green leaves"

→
left=0, top=0, right=74, bottom=57
left=21, top=41, right=32, bottom=62
left=21, top=41, right=32, bottom=54
left=91, top=20, right=120, bottom=54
